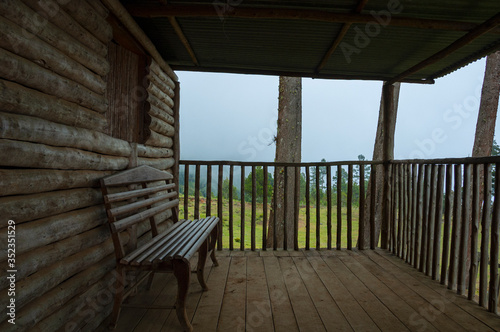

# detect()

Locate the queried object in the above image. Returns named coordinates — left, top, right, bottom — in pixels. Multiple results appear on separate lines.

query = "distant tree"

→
left=222, top=178, right=239, bottom=200
left=244, top=166, right=274, bottom=203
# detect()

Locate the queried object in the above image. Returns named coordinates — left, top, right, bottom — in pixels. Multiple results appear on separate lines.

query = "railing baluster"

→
left=240, top=165, right=245, bottom=251
left=370, top=164, right=377, bottom=249
left=410, top=164, right=418, bottom=266
left=448, top=164, right=462, bottom=290
left=338, top=164, right=343, bottom=250
left=468, top=163, right=480, bottom=300
left=426, top=164, right=438, bottom=276
left=458, top=163, right=472, bottom=294
left=251, top=165, right=256, bottom=251
left=419, top=165, right=431, bottom=273
left=263, top=165, right=268, bottom=250
left=347, top=164, right=353, bottom=250
left=441, top=164, right=453, bottom=285
left=229, top=165, right=234, bottom=251
left=398, top=164, right=403, bottom=257
left=392, top=165, right=399, bottom=254
left=415, top=164, right=424, bottom=269
left=217, top=165, right=223, bottom=250
left=273, top=166, right=278, bottom=250
left=403, top=164, right=409, bottom=260
left=480, top=163, right=492, bottom=307
left=405, top=164, right=411, bottom=262
left=327, top=165, right=332, bottom=250
left=184, top=164, right=189, bottom=220
left=284, top=166, right=289, bottom=250
left=305, top=166, right=310, bottom=250
left=316, top=166, right=321, bottom=250
left=294, top=166, right=300, bottom=251
left=432, top=165, right=445, bottom=281
left=489, top=163, right=500, bottom=313
left=206, top=165, right=212, bottom=217
left=194, top=164, right=200, bottom=219
left=358, top=164, right=365, bottom=250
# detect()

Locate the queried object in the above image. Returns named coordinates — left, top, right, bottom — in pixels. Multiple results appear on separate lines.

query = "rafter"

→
left=316, top=0, right=369, bottom=73
left=168, top=17, right=199, bottom=66
left=126, top=4, right=500, bottom=33
left=386, top=13, right=500, bottom=85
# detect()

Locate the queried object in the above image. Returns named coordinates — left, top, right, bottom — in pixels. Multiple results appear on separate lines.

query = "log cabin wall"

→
left=0, top=1, right=178, bottom=330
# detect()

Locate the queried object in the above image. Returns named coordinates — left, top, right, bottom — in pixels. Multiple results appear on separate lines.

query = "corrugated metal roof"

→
left=122, top=0, right=500, bottom=83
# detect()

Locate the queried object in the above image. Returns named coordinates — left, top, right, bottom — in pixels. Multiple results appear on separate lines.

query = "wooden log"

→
left=458, top=164, right=472, bottom=295
left=347, top=165, right=353, bottom=250
left=218, top=165, right=224, bottom=250
left=148, top=81, right=175, bottom=109
left=229, top=165, right=234, bottom=250
left=410, top=164, right=418, bottom=266
left=405, top=165, right=411, bottom=262
left=316, top=166, right=320, bottom=250
left=397, top=165, right=403, bottom=257
left=136, top=157, right=175, bottom=170
left=419, top=165, right=431, bottom=273
left=468, top=164, right=481, bottom=300
left=432, top=165, right=445, bottom=281
left=0, top=48, right=108, bottom=113
left=149, top=59, right=177, bottom=89
left=0, top=205, right=106, bottom=258
left=403, top=164, right=410, bottom=260
left=147, top=70, right=175, bottom=99
left=0, top=238, right=114, bottom=322
left=0, top=169, right=112, bottom=196
left=0, top=15, right=106, bottom=95
left=326, top=165, right=332, bottom=250
left=392, top=165, right=399, bottom=254
left=358, top=164, right=365, bottom=250
left=148, top=104, right=175, bottom=125
left=0, top=188, right=102, bottom=226
left=448, top=164, right=463, bottom=290
left=0, top=139, right=129, bottom=170
left=0, top=0, right=109, bottom=76
left=206, top=165, right=212, bottom=216
left=251, top=166, right=256, bottom=250
left=23, top=0, right=108, bottom=57
left=241, top=165, right=245, bottom=251
left=147, top=92, right=174, bottom=117
left=136, top=144, right=173, bottom=158
left=294, top=166, right=300, bottom=251
left=86, top=0, right=110, bottom=18
left=414, top=164, right=424, bottom=269
left=305, top=166, right=310, bottom=250
left=102, top=1, right=178, bottom=82
left=337, top=165, right=343, bottom=250
left=21, top=257, right=115, bottom=332
left=369, top=164, right=377, bottom=249
left=381, top=162, right=392, bottom=251
left=441, top=164, right=454, bottom=285
left=183, top=164, right=189, bottom=220
left=144, top=130, right=174, bottom=148
left=426, top=165, right=438, bottom=276
left=0, top=79, right=106, bottom=132
left=59, top=0, right=113, bottom=44
left=262, top=165, right=268, bottom=250
left=149, top=115, right=175, bottom=137
left=194, top=164, right=200, bottom=219
left=479, top=163, right=492, bottom=307
left=0, top=225, right=109, bottom=289
left=489, top=163, right=500, bottom=313
left=0, top=112, right=131, bottom=156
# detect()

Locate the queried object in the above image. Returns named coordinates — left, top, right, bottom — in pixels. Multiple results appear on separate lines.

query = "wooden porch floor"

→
left=109, top=249, right=500, bottom=332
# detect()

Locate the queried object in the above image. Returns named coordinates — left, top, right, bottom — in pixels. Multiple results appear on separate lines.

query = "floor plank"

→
left=217, top=256, right=247, bottom=331
left=246, top=256, right=274, bottom=332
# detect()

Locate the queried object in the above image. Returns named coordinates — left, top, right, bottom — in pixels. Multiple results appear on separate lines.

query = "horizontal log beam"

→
left=168, top=16, right=199, bottom=66
left=126, top=4, right=500, bottom=33
left=136, top=144, right=174, bottom=158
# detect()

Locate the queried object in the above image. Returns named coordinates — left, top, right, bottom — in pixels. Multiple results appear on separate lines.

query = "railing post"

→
left=381, top=161, right=391, bottom=249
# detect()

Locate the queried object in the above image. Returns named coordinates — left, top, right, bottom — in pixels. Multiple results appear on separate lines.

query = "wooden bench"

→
left=100, top=165, right=219, bottom=331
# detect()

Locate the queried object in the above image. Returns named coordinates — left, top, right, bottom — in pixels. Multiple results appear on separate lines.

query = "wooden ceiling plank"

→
left=168, top=17, right=199, bottom=66
left=387, top=13, right=500, bottom=85
left=316, top=0, right=370, bottom=73
left=125, top=4, right=499, bottom=33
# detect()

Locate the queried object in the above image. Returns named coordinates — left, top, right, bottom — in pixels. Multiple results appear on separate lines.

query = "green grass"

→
left=179, top=195, right=359, bottom=250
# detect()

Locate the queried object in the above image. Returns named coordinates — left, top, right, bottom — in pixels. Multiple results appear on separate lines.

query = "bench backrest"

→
left=100, top=165, right=179, bottom=260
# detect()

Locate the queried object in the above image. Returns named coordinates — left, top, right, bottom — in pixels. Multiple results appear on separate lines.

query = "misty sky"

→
left=178, top=57, right=499, bottom=163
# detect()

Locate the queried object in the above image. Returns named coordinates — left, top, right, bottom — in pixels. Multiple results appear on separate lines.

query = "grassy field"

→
left=179, top=195, right=360, bottom=249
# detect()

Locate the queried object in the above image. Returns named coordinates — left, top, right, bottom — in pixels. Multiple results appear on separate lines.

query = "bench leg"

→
left=109, top=266, right=126, bottom=329
left=173, top=260, right=193, bottom=332
left=210, top=224, right=219, bottom=267
left=197, top=240, right=209, bottom=291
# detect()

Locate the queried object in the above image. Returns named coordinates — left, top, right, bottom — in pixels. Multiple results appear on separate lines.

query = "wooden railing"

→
left=387, top=157, right=500, bottom=313
left=179, top=160, right=382, bottom=252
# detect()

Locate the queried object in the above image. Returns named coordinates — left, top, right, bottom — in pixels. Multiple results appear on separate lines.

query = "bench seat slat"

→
left=110, top=191, right=177, bottom=218
left=175, top=217, right=219, bottom=261
left=111, top=199, right=179, bottom=233
left=120, top=220, right=189, bottom=265
left=105, top=184, right=174, bottom=203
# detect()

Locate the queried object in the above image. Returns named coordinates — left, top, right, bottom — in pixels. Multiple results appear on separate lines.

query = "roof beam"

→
left=126, top=4, right=500, bottom=33
left=386, top=13, right=500, bottom=85
left=316, top=0, right=369, bottom=73
left=167, top=17, right=199, bottom=66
